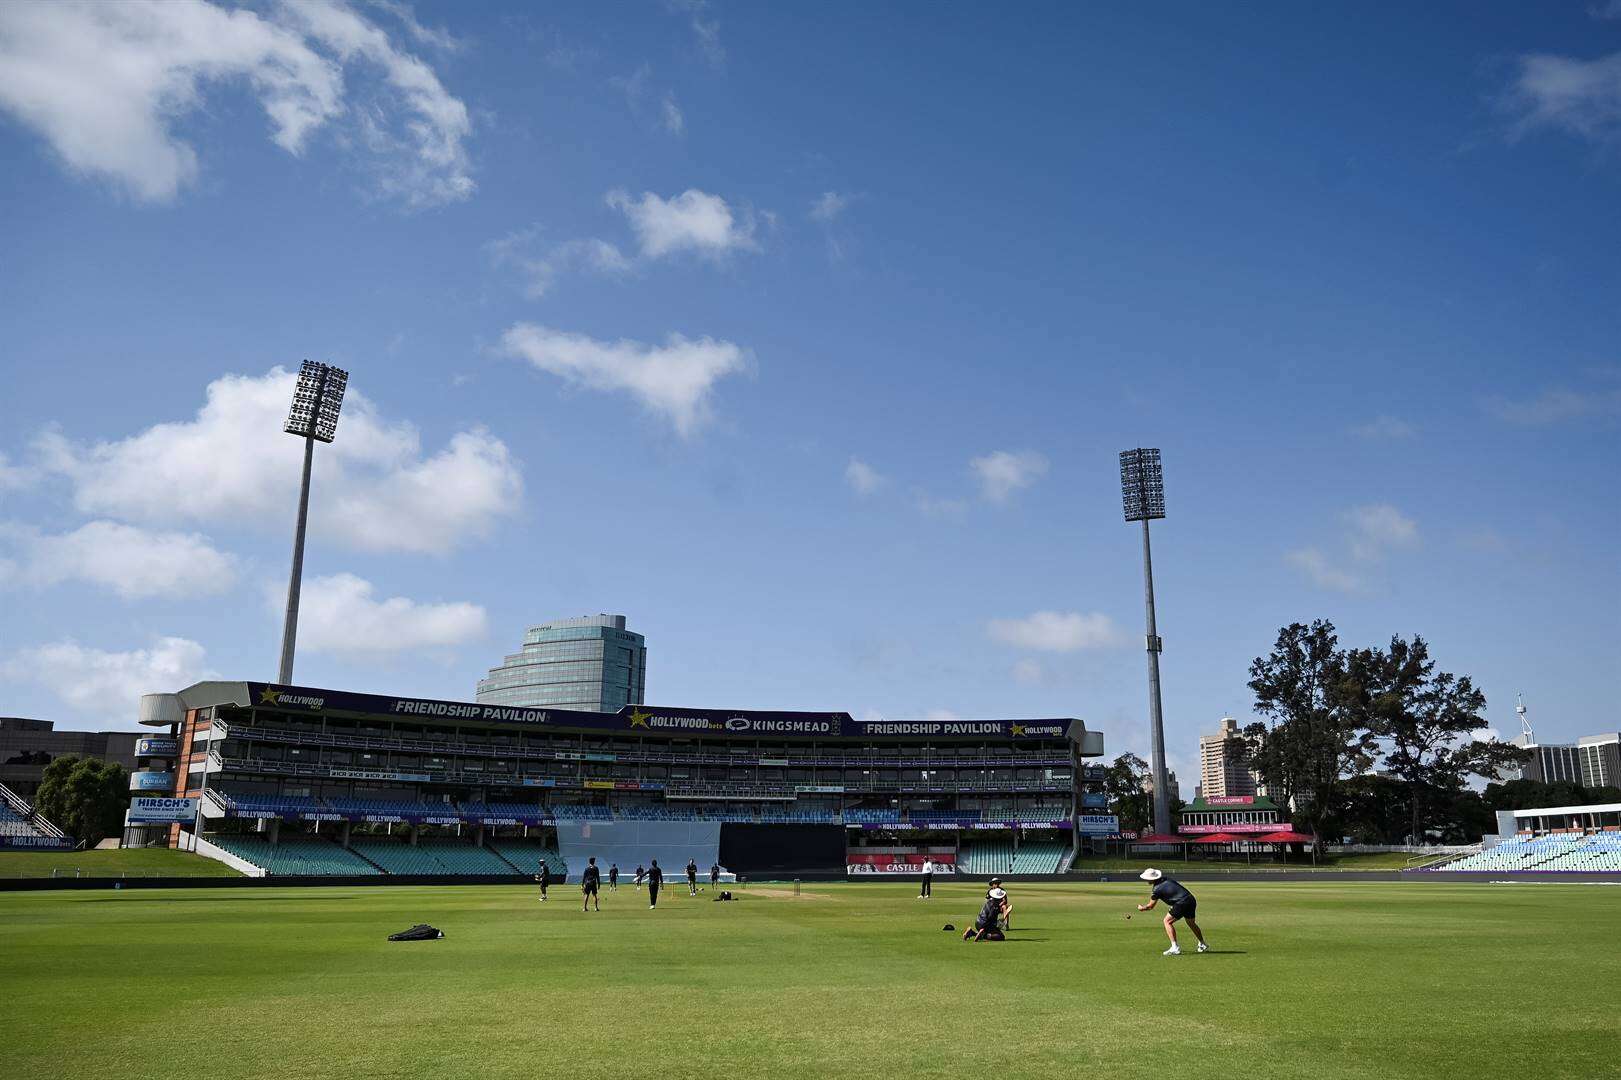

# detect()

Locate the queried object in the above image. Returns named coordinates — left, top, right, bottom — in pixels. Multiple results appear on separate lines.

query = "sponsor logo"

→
left=862, top=721, right=1006, bottom=736
left=1012, top=724, right=1066, bottom=738
left=259, top=687, right=325, bottom=709
left=135, top=738, right=178, bottom=757
left=128, top=796, right=198, bottom=823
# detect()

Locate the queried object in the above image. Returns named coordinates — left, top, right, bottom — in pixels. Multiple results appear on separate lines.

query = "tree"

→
left=1483, top=779, right=1620, bottom=813
left=1103, top=752, right=1152, bottom=834
left=1353, top=635, right=1527, bottom=842
left=1242, top=620, right=1376, bottom=844
left=33, top=755, right=128, bottom=846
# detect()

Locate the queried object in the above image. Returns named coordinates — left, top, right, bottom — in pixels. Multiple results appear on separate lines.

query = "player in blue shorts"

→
left=1137, top=868, right=1208, bottom=955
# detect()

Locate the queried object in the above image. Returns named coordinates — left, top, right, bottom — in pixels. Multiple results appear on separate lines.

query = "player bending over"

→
left=962, top=886, right=1009, bottom=941
left=1137, top=868, right=1208, bottom=955
left=581, top=856, right=602, bottom=912
left=987, top=876, right=1013, bottom=930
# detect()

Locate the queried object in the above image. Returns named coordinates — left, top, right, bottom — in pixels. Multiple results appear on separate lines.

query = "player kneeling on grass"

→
left=1137, top=868, right=1208, bottom=955
left=962, top=886, right=1009, bottom=941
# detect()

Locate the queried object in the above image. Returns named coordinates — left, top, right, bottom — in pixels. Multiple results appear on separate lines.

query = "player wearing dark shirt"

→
left=1137, top=868, right=1208, bottom=955
left=581, top=857, right=602, bottom=911
left=608, top=863, right=619, bottom=890
left=647, top=860, right=664, bottom=909
left=710, top=863, right=720, bottom=888
left=634, top=864, right=645, bottom=888
left=962, top=887, right=1009, bottom=941
left=686, top=859, right=698, bottom=895
left=536, top=860, right=551, bottom=901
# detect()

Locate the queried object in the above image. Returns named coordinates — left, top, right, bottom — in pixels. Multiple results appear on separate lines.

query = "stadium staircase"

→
left=0, top=781, right=68, bottom=842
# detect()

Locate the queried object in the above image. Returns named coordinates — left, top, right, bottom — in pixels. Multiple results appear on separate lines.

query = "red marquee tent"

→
left=1194, top=832, right=1243, bottom=843
left=1132, top=833, right=1186, bottom=844
left=1258, top=830, right=1316, bottom=844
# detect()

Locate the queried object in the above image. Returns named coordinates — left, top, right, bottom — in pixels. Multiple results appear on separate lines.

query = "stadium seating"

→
left=1439, top=834, right=1621, bottom=872
left=412, top=840, right=525, bottom=875
left=959, top=840, right=1015, bottom=874
left=322, top=797, right=457, bottom=819
left=551, top=804, right=613, bottom=820
left=911, top=809, right=982, bottom=825
left=485, top=839, right=568, bottom=877
left=215, top=792, right=326, bottom=816
left=1009, top=840, right=1066, bottom=874
left=844, top=808, right=900, bottom=824
left=0, top=783, right=68, bottom=841
left=211, top=835, right=383, bottom=876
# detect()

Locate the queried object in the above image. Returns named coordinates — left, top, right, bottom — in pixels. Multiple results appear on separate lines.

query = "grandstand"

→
left=1431, top=802, right=1621, bottom=873
left=132, top=680, right=1108, bottom=878
left=0, top=781, right=70, bottom=850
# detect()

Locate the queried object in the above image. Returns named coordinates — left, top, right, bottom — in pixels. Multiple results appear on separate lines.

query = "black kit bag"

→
left=388, top=924, right=445, bottom=941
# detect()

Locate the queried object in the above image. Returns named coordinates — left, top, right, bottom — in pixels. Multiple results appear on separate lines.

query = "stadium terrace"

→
left=129, top=681, right=1111, bottom=881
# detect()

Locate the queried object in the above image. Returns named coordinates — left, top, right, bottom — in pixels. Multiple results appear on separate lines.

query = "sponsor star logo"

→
left=629, top=709, right=651, bottom=729
left=1011, top=723, right=1026, bottom=737
left=258, top=687, right=281, bottom=705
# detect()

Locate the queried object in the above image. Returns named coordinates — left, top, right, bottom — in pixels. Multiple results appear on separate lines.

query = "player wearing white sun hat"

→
left=1137, top=868, right=1209, bottom=955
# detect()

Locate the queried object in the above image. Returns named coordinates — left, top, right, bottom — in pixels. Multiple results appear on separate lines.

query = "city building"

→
left=1198, top=716, right=1257, bottom=799
left=0, top=717, right=140, bottom=799
left=1510, top=738, right=1585, bottom=785
left=1142, top=768, right=1180, bottom=806
left=132, top=679, right=1109, bottom=878
left=1578, top=734, right=1620, bottom=790
left=475, top=615, right=646, bottom=713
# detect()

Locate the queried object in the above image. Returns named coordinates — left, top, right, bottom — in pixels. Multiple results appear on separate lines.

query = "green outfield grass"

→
left=4, top=880, right=1616, bottom=1080
left=0, top=848, right=243, bottom=878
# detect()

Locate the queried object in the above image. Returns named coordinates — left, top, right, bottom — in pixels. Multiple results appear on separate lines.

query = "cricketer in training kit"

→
left=581, top=856, right=602, bottom=911
left=1137, top=868, right=1209, bottom=955
left=536, top=860, right=551, bottom=901
left=687, top=858, right=699, bottom=895
left=647, top=860, right=663, bottom=908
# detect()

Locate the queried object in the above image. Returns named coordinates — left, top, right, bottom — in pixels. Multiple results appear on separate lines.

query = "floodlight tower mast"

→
left=1517, top=693, right=1532, bottom=744
left=1120, top=448, right=1171, bottom=837
left=277, top=361, right=348, bottom=684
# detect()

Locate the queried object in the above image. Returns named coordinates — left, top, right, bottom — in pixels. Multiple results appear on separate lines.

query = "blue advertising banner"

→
left=128, top=796, right=197, bottom=823
left=0, top=835, right=74, bottom=850
left=242, top=683, right=1083, bottom=743
left=135, top=738, right=178, bottom=757
left=129, top=770, right=175, bottom=792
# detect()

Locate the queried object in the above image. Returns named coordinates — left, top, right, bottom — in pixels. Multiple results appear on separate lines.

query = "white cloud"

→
left=4, top=636, right=211, bottom=715
left=1483, top=385, right=1621, bottom=426
left=1286, top=546, right=1361, bottom=593
left=1503, top=49, right=1621, bottom=145
left=367, top=0, right=464, bottom=54
left=665, top=0, right=723, bottom=68
left=0, top=451, right=34, bottom=496
left=487, top=229, right=632, bottom=299
left=844, top=458, right=884, bottom=496
left=969, top=450, right=1048, bottom=503
left=275, top=572, right=486, bottom=655
left=1345, top=503, right=1419, bottom=561
left=501, top=323, right=748, bottom=437
left=661, top=92, right=684, bottom=135
left=1, top=521, right=235, bottom=599
left=39, top=368, right=522, bottom=555
left=810, top=191, right=848, bottom=222
left=1011, top=658, right=1046, bottom=685
left=987, top=611, right=1123, bottom=652
left=606, top=188, right=757, bottom=259
left=0, top=0, right=472, bottom=206
left=912, top=490, right=968, bottom=518
left=1352, top=415, right=1416, bottom=440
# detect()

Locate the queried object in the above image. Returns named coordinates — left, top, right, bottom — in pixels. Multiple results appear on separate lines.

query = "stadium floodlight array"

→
left=277, top=361, right=350, bottom=683
left=1120, top=448, right=1171, bottom=837
left=283, top=360, right=348, bottom=442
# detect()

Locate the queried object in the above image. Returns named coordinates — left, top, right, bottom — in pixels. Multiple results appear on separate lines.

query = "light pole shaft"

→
left=1141, top=517, right=1170, bottom=836
left=277, top=435, right=315, bottom=684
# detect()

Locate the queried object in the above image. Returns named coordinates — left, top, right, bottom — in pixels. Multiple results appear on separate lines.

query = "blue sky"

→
left=1, top=1, right=1617, bottom=787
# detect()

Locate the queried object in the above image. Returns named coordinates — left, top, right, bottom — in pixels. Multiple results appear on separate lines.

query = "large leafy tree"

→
left=1242, top=620, right=1376, bottom=843
left=33, top=755, right=128, bottom=846
left=1102, top=752, right=1152, bottom=834
left=1353, top=635, right=1527, bottom=842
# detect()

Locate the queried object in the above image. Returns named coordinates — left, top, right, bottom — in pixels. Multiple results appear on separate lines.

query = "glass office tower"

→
left=475, top=615, right=647, bottom=712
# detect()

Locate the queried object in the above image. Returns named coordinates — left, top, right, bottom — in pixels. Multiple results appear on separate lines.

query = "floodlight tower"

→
left=1120, top=448, right=1171, bottom=837
left=277, top=360, right=348, bottom=684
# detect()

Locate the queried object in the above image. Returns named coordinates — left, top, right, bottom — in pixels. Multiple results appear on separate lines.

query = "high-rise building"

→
left=1509, top=736, right=1583, bottom=785
left=1142, top=768, right=1181, bottom=806
left=1199, top=716, right=1258, bottom=800
left=475, top=615, right=646, bottom=712
left=1577, top=733, right=1620, bottom=790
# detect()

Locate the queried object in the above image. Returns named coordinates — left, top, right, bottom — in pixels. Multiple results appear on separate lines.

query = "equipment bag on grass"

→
left=388, top=924, right=445, bottom=941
